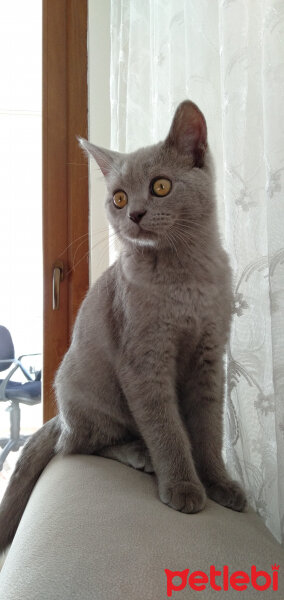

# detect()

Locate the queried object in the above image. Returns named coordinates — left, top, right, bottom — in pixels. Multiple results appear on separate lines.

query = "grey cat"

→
left=0, top=100, right=246, bottom=553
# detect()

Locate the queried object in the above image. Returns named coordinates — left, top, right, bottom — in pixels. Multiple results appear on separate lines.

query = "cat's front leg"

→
left=120, top=354, right=206, bottom=514
left=184, top=342, right=247, bottom=512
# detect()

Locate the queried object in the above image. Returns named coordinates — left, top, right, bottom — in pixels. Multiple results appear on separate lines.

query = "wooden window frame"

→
left=43, top=0, right=89, bottom=421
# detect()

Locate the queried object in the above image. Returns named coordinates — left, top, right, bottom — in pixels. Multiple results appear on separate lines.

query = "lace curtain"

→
left=110, top=0, right=284, bottom=544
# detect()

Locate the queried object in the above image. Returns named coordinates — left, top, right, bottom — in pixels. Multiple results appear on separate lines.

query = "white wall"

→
left=88, top=0, right=111, bottom=284
left=0, top=1, right=42, bottom=356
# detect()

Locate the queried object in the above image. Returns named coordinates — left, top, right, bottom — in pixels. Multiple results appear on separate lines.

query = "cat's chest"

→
left=124, top=278, right=215, bottom=333
left=159, top=282, right=200, bottom=323
left=118, top=256, right=227, bottom=344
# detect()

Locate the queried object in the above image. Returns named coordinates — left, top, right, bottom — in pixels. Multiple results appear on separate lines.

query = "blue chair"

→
left=0, top=325, right=41, bottom=471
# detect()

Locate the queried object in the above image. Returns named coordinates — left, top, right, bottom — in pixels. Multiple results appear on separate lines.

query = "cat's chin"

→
left=123, top=231, right=157, bottom=248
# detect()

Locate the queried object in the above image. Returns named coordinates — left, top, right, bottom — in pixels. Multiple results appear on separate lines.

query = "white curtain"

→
left=110, top=0, right=284, bottom=545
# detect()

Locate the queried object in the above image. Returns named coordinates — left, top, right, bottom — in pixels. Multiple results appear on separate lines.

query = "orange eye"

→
left=113, top=190, right=128, bottom=209
left=151, top=177, right=172, bottom=197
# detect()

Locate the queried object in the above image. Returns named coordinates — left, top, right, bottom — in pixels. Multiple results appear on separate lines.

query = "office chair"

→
left=0, top=325, right=41, bottom=471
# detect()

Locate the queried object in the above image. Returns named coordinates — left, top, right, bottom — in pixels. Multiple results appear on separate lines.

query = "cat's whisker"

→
left=173, top=227, right=208, bottom=240
left=173, top=219, right=208, bottom=228
left=170, top=230, right=192, bottom=255
left=58, top=227, right=113, bottom=261
left=180, top=223, right=212, bottom=234
left=165, top=230, right=182, bottom=265
left=174, top=226, right=210, bottom=237
left=173, top=220, right=211, bottom=234
left=168, top=222, right=210, bottom=254
left=173, top=224, right=202, bottom=237
left=65, top=252, right=90, bottom=278
left=66, top=231, right=118, bottom=277
left=164, top=231, right=174, bottom=256
left=58, top=232, right=89, bottom=258
left=173, top=222, right=211, bottom=242
left=72, top=228, right=118, bottom=267
left=174, top=228, right=209, bottom=252
left=72, top=237, right=91, bottom=269
left=95, top=232, right=121, bottom=271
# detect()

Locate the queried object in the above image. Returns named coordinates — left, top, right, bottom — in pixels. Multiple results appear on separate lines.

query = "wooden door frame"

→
left=43, top=0, right=89, bottom=422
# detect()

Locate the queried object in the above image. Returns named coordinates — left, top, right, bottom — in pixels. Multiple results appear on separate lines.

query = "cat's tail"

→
left=0, top=415, right=61, bottom=552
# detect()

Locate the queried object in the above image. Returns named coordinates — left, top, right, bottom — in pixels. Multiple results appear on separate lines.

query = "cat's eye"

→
left=151, top=177, right=172, bottom=197
left=113, top=190, right=128, bottom=209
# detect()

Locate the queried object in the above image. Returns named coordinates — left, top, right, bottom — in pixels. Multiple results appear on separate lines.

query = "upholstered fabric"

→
left=0, top=455, right=283, bottom=599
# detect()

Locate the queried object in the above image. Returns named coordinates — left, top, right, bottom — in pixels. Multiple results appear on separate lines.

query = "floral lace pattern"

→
left=110, top=0, right=284, bottom=544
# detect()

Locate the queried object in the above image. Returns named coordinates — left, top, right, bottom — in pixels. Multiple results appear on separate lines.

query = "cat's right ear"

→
left=78, top=137, right=118, bottom=177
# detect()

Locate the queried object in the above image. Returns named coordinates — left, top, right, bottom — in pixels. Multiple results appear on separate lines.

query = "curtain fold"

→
left=110, top=0, right=284, bottom=544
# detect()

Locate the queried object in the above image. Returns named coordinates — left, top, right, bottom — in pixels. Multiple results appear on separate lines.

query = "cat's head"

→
left=80, top=100, right=215, bottom=250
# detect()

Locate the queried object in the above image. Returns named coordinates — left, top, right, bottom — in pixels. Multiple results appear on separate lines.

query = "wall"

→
left=88, top=0, right=111, bottom=284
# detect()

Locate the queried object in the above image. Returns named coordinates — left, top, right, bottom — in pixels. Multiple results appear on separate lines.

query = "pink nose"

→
left=129, top=210, right=147, bottom=224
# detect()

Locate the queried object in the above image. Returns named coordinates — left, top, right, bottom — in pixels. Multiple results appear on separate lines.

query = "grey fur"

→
left=0, top=101, right=246, bottom=553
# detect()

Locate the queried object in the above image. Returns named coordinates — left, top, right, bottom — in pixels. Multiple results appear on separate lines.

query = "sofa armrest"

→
left=0, top=455, right=283, bottom=598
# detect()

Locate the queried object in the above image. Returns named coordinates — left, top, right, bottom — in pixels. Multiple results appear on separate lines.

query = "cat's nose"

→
left=129, top=210, right=147, bottom=224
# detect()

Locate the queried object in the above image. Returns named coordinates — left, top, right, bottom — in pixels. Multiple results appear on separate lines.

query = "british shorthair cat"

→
left=0, top=100, right=246, bottom=554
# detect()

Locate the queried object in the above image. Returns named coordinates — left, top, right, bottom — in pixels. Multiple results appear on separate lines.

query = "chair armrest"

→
left=18, top=353, right=42, bottom=360
left=0, top=358, right=21, bottom=371
left=17, top=354, right=42, bottom=382
left=0, top=359, right=22, bottom=400
left=0, top=354, right=42, bottom=400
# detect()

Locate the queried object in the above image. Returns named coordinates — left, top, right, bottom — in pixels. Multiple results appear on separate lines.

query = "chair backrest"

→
left=0, top=326, right=15, bottom=371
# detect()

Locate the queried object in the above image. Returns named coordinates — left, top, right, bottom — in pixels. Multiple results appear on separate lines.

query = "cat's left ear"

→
left=78, top=137, right=119, bottom=177
left=165, top=100, right=207, bottom=167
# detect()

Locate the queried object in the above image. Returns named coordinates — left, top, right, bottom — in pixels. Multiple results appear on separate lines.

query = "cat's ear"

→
left=78, top=137, right=119, bottom=177
left=165, top=101, right=207, bottom=167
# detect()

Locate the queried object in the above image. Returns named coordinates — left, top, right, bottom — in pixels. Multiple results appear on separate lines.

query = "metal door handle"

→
left=52, top=261, right=64, bottom=310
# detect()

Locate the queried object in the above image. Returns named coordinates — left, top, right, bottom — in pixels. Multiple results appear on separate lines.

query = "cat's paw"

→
left=98, top=440, right=154, bottom=473
left=159, top=480, right=206, bottom=514
left=206, top=479, right=247, bottom=512
left=127, top=441, right=154, bottom=473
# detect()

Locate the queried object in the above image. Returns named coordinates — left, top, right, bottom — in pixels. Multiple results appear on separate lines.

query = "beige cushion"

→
left=0, top=455, right=283, bottom=599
